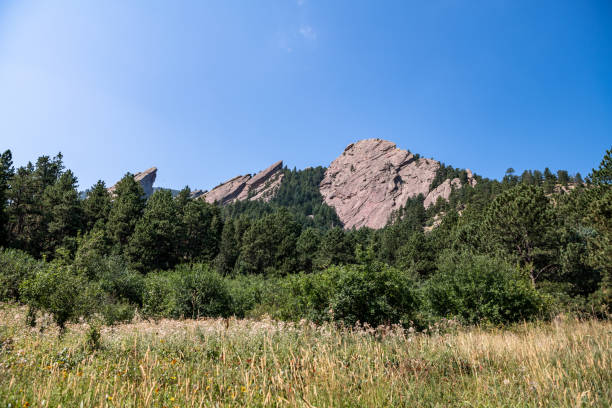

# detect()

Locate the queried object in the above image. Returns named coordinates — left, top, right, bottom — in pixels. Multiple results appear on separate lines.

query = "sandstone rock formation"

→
left=202, top=161, right=284, bottom=205
left=320, top=139, right=477, bottom=229
left=423, top=178, right=462, bottom=208
left=320, top=139, right=440, bottom=229
left=466, top=169, right=478, bottom=187
left=189, top=189, right=207, bottom=200
left=109, top=167, right=157, bottom=198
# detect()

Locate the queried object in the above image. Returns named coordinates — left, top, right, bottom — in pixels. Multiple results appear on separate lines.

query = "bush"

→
left=330, top=262, right=421, bottom=327
left=98, top=300, right=136, bottom=325
left=0, top=249, right=42, bottom=302
left=141, top=272, right=180, bottom=318
left=279, top=270, right=339, bottom=322
left=94, top=256, right=144, bottom=306
left=226, top=274, right=268, bottom=318
left=175, top=264, right=232, bottom=319
left=279, top=262, right=421, bottom=327
left=425, top=251, right=546, bottom=325
left=142, top=264, right=232, bottom=319
left=19, top=262, right=101, bottom=331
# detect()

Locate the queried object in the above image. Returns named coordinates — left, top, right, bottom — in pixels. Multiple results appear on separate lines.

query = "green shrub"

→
left=19, top=262, right=100, bottom=331
left=94, top=256, right=144, bottom=306
left=141, top=272, right=180, bottom=318
left=226, top=274, right=267, bottom=318
left=0, top=249, right=42, bottom=302
left=142, top=265, right=232, bottom=319
left=174, top=264, right=232, bottom=319
left=425, top=251, right=546, bottom=325
left=279, top=270, right=339, bottom=323
left=99, top=300, right=135, bottom=325
left=279, top=262, right=421, bottom=327
left=329, top=262, right=420, bottom=327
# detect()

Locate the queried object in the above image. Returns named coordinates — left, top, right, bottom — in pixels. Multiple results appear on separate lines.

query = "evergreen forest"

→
left=0, top=147, right=610, bottom=331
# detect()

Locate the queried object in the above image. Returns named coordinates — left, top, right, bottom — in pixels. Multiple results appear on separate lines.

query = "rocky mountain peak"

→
left=320, top=139, right=440, bottom=229
left=319, top=139, right=477, bottom=229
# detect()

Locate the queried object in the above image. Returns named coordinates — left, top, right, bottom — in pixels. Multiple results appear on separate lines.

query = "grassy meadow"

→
left=0, top=304, right=610, bottom=407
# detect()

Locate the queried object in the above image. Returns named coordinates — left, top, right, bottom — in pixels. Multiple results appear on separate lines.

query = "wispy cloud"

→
left=297, top=0, right=306, bottom=6
left=299, top=25, right=316, bottom=41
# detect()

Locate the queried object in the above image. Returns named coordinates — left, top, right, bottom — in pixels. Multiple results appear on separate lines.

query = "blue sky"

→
left=0, top=1, right=610, bottom=190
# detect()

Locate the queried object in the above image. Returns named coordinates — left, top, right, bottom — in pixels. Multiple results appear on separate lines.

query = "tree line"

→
left=0, top=147, right=609, bottom=331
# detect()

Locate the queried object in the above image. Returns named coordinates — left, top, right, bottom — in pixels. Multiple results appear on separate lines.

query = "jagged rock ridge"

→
left=202, top=161, right=284, bottom=205
left=106, top=141, right=477, bottom=230
left=109, top=167, right=157, bottom=198
left=320, top=139, right=476, bottom=229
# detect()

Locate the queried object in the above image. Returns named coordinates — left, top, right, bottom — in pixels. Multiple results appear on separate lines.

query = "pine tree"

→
left=543, top=167, right=556, bottom=193
left=589, top=147, right=612, bottom=186
left=315, top=227, right=354, bottom=270
left=7, top=154, right=64, bottom=256
left=0, top=150, right=14, bottom=246
left=83, top=181, right=111, bottom=231
left=296, top=227, right=322, bottom=273
left=42, top=170, right=83, bottom=256
left=178, top=198, right=223, bottom=262
left=585, top=147, right=612, bottom=307
left=557, top=170, right=569, bottom=186
left=107, top=174, right=146, bottom=250
left=532, top=170, right=543, bottom=186
left=237, top=209, right=301, bottom=274
left=215, top=219, right=240, bottom=275
left=520, top=170, right=534, bottom=185
left=482, top=184, right=557, bottom=285
left=128, top=189, right=179, bottom=271
left=6, top=164, right=36, bottom=251
left=574, top=172, right=584, bottom=184
left=586, top=189, right=611, bottom=308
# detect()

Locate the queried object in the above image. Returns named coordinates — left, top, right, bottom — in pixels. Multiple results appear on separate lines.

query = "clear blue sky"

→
left=1, top=1, right=610, bottom=190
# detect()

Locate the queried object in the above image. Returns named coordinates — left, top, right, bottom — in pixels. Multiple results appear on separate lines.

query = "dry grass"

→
left=0, top=304, right=610, bottom=407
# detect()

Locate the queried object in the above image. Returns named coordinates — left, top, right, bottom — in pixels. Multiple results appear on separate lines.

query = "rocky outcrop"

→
left=109, top=167, right=157, bottom=198
left=203, top=175, right=251, bottom=205
left=134, top=167, right=157, bottom=197
left=203, top=161, right=284, bottom=205
left=320, top=139, right=479, bottom=229
left=320, top=139, right=440, bottom=229
left=423, top=178, right=462, bottom=208
left=189, top=189, right=207, bottom=200
left=466, top=169, right=477, bottom=187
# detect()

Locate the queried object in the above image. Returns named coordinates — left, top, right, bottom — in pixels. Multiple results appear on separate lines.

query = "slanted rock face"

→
left=203, top=175, right=251, bottom=205
left=320, top=139, right=440, bottom=229
left=189, top=189, right=207, bottom=200
left=108, top=167, right=157, bottom=198
left=134, top=167, right=157, bottom=198
left=203, top=161, right=284, bottom=205
left=424, top=178, right=462, bottom=208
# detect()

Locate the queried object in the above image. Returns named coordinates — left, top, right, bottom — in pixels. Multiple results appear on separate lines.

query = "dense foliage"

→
left=0, top=146, right=610, bottom=330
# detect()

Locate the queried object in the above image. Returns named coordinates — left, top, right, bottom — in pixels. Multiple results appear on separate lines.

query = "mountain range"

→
left=114, top=139, right=478, bottom=229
